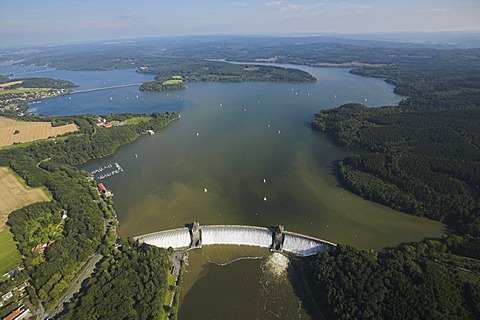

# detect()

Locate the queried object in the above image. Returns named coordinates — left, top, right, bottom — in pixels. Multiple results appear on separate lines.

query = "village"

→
left=0, top=88, right=71, bottom=115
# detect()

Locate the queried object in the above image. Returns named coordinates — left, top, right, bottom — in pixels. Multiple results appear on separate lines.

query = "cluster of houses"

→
left=0, top=88, right=70, bottom=114
left=1, top=283, right=27, bottom=306
left=2, top=304, right=30, bottom=320
left=1, top=283, right=30, bottom=319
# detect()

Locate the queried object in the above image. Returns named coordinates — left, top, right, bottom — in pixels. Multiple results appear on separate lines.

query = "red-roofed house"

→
left=97, top=183, right=112, bottom=197
left=98, top=183, right=106, bottom=193
left=4, top=307, right=22, bottom=320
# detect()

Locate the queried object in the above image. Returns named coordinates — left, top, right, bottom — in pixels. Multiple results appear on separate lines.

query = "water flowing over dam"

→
left=134, top=223, right=336, bottom=257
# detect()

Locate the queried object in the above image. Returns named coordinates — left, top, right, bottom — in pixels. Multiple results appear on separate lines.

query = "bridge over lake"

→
left=134, top=223, right=336, bottom=257
left=71, top=83, right=142, bottom=94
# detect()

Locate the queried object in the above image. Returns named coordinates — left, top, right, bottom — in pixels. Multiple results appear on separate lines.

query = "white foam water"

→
left=263, top=252, right=290, bottom=277
left=202, top=226, right=272, bottom=248
left=138, top=228, right=191, bottom=249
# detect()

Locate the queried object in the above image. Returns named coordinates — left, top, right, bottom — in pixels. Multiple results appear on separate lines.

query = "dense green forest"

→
left=312, top=103, right=480, bottom=234
left=1, top=112, right=178, bottom=314
left=309, top=242, right=480, bottom=319
left=309, top=45, right=480, bottom=318
left=60, top=239, right=172, bottom=319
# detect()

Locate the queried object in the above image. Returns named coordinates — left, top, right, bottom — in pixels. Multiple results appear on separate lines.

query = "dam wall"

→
left=201, top=225, right=273, bottom=248
left=283, top=231, right=336, bottom=256
left=135, top=224, right=336, bottom=257
left=136, top=227, right=191, bottom=249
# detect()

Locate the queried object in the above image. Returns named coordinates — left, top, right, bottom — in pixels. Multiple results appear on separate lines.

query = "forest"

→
left=309, top=45, right=480, bottom=318
left=60, top=239, right=172, bottom=319
left=308, top=242, right=480, bottom=319
left=0, top=112, right=178, bottom=315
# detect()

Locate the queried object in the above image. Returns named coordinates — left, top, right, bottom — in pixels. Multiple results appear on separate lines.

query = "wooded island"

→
left=138, top=59, right=316, bottom=92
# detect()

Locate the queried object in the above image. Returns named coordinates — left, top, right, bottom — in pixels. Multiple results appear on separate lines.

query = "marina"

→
left=91, top=162, right=124, bottom=180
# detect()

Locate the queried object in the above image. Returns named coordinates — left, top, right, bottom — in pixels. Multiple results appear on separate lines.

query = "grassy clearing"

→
left=122, top=116, right=151, bottom=125
left=0, top=167, right=51, bottom=231
left=172, top=76, right=183, bottom=80
left=0, top=87, right=49, bottom=96
left=163, top=79, right=183, bottom=85
left=0, top=228, right=21, bottom=275
left=161, top=272, right=177, bottom=319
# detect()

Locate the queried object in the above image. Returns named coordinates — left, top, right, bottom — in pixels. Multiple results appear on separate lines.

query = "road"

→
left=36, top=157, right=50, bottom=168
left=44, top=253, right=102, bottom=319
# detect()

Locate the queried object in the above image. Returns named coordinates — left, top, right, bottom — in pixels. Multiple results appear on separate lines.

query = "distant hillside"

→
left=6, top=35, right=480, bottom=71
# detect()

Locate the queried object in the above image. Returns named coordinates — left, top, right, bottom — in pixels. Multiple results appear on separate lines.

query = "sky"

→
left=1, top=0, right=480, bottom=46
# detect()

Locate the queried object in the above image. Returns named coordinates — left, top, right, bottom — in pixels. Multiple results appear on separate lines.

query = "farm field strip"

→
left=0, top=117, right=77, bottom=147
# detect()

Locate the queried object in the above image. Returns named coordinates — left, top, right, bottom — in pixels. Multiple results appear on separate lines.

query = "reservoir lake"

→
left=4, top=63, right=445, bottom=319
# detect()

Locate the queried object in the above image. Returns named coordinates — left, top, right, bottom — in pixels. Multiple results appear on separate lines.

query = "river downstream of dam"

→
left=2, top=63, right=445, bottom=319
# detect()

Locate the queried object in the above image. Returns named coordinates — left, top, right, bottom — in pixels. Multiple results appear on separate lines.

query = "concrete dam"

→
left=134, top=223, right=336, bottom=256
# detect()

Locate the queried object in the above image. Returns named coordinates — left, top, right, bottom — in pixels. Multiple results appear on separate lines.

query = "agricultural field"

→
left=0, top=167, right=50, bottom=231
left=0, top=87, right=47, bottom=96
left=0, top=80, right=24, bottom=90
left=0, top=228, right=21, bottom=275
left=0, top=117, right=77, bottom=147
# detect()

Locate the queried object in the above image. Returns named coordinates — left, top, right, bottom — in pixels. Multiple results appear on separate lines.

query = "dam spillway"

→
left=201, top=225, right=273, bottom=248
left=134, top=223, right=336, bottom=257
